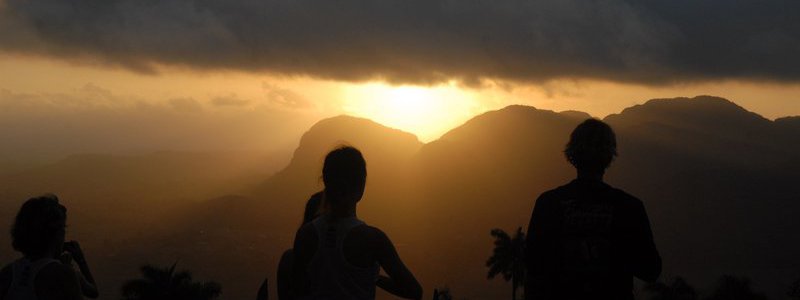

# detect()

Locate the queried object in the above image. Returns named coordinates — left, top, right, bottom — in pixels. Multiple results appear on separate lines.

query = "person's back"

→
left=302, top=214, right=380, bottom=299
left=2, top=258, right=81, bottom=300
left=527, top=179, right=660, bottom=299
left=525, top=119, right=661, bottom=300
left=291, top=146, right=422, bottom=300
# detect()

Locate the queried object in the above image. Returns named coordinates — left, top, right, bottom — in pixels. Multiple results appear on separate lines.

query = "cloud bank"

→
left=0, top=85, right=320, bottom=162
left=1, top=0, right=799, bottom=85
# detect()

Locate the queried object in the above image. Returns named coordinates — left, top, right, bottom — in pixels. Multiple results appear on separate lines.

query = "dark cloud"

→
left=1, top=0, right=799, bottom=85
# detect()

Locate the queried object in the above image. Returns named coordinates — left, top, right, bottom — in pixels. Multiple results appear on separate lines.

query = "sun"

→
left=342, top=82, right=483, bottom=142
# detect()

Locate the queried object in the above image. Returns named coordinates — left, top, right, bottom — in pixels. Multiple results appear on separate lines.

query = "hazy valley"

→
left=1, top=96, right=799, bottom=300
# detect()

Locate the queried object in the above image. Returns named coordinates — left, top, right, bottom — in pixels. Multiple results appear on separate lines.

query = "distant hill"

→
left=151, top=116, right=425, bottom=299
left=254, top=115, right=423, bottom=229
left=266, top=96, right=800, bottom=299
left=200, top=115, right=427, bottom=232
left=2, top=96, right=798, bottom=300
left=605, top=96, right=800, bottom=297
left=173, top=96, right=795, bottom=299
left=776, top=116, right=800, bottom=131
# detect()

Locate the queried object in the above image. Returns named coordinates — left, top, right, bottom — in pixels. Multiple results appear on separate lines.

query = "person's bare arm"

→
left=374, top=228, right=422, bottom=300
left=64, top=241, right=98, bottom=298
left=290, top=224, right=317, bottom=298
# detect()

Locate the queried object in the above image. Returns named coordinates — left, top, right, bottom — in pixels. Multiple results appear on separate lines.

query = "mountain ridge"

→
left=241, top=95, right=800, bottom=299
left=2, top=95, right=798, bottom=300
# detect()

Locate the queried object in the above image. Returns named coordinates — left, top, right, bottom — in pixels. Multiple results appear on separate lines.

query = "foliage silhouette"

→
left=121, top=262, right=221, bottom=300
left=433, top=287, right=453, bottom=300
left=487, top=227, right=525, bottom=300
left=704, top=275, right=767, bottom=300
left=643, top=277, right=698, bottom=300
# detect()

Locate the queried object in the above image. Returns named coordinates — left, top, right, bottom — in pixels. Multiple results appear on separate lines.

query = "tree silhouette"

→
left=121, top=262, right=222, bottom=300
left=486, top=227, right=525, bottom=300
left=789, top=277, right=800, bottom=299
left=643, top=277, right=698, bottom=300
left=705, top=275, right=767, bottom=300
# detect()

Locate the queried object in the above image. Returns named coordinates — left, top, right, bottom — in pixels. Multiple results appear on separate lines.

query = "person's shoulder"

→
left=36, top=262, right=79, bottom=287
left=606, top=185, right=644, bottom=206
left=352, top=224, right=388, bottom=240
left=349, top=224, right=393, bottom=250
left=537, top=183, right=573, bottom=203
left=358, top=225, right=395, bottom=253
left=0, top=263, right=11, bottom=286
left=296, top=221, right=316, bottom=237
left=277, top=248, right=294, bottom=274
left=280, top=248, right=294, bottom=262
left=294, top=222, right=319, bottom=248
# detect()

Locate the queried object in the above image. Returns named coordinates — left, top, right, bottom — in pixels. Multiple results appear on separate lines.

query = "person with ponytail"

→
left=290, top=146, right=422, bottom=300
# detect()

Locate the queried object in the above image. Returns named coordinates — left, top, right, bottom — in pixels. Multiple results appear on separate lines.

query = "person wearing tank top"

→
left=291, top=146, right=422, bottom=300
left=0, top=195, right=99, bottom=300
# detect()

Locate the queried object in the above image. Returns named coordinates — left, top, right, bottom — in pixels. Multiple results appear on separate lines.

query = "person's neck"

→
left=329, top=203, right=357, bottom=219
left=577, top=169, right=605, bottom=182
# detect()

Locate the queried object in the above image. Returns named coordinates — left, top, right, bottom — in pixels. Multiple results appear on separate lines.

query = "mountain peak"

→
left=306, top=115, right=403, bottom=134
left=559, top=110, right=593, bottom=120
left=631, top=95, right=754, bottom=115
left=268, top=114, right=423, bottom=185
left=605, top=95, right=769, bottom=127
left=300, top=115, right=420, bottom=147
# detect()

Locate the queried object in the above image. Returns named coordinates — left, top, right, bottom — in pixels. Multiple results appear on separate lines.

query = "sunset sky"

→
left=2, top=3, right=800, bottom=300
left=1, top=0, right=799, bottom=159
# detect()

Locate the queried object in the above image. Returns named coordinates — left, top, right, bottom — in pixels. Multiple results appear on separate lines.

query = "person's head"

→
left=11, top=194, right=67, bottom=258
left=322, top=146, right=367, bottom=208
left=302, top=191, right=323, bottom=224
left=564, top=119, right=618, bottom=174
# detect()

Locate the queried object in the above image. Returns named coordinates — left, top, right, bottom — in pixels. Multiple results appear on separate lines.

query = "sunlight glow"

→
left=342, top=82, right=484, bottom=142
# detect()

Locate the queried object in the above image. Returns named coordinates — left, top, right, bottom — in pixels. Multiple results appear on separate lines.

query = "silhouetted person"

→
left=0, top=194, right=99, bottom=300
left=525, top=119, right=661, bottom=300
left=291, top=146, right=422, bottom=300
left=274, top=191, right=323, bottom=300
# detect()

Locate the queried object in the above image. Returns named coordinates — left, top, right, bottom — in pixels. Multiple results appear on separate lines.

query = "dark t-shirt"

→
left=525, top=179, right=661, bottom=300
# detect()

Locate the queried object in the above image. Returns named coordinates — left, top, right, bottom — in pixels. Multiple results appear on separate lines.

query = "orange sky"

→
left=2, top=54, right=799, bottom=143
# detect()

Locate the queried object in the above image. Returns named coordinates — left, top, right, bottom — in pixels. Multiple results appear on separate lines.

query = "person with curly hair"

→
left=0, top=194, right=98, bottom=300
left=525, top=119, right=661, bottom=300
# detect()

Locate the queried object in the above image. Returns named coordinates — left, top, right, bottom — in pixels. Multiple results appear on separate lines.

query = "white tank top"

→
left=4, top=258, right=61, bottom=300
left=303, top=214, right=380, bottom=300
